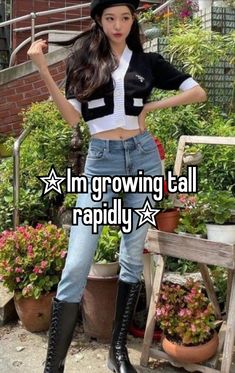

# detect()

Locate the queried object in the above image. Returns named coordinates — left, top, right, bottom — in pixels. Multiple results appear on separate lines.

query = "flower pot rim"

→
left=87, top=274, right=119, bottom=280
left=162, top=330, right=218, bottom=348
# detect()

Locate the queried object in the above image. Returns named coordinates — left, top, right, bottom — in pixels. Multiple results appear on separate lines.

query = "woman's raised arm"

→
left=27, top=39, right=81, bottom=127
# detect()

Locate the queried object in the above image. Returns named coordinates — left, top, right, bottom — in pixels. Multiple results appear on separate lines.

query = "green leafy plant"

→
left=210, top=266, right=228, bottom=309
left=0, top=223, right=68, bottom=299
left=138, top=6, right=159, bottom=23
left=158, top=196, right=176, bottom=212
left=165, top=20, right=227, bottom=78
left=155, top=279, right=217, bottom=345
left=176, top=194, right=206, bottom=235
left=156, top=181, right=179, bottom=212
left=0, top=134, right=13, bottom=157
left=94, top=226, right=121, bottom=263
left=199, top=190, right=235, bottom=224
left=61, top=193, right=78, bottom=210
left=223, top=0, right=235, bottom=7
left=0, top=101, right=74, bottom=232
left=165, top=257, right=198, bottom=274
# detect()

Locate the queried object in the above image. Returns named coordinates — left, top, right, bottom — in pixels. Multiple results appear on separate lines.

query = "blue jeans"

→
left=56, top=131, right=162, bottom=302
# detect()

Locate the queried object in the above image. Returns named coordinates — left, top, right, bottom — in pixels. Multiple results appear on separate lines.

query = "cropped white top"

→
left=66, top=46, right=199, bottom=135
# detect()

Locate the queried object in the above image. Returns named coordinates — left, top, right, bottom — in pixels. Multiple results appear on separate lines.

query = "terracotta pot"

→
left=162, top=332, right=219, bottom=363
left=82, top=275, right=118, bottom=343
left=156, top=209, right=180, bottom=233
left=14, top=292, right=55, bottom=332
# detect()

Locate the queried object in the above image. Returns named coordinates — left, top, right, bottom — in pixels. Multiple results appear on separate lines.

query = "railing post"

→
left=30, top=12, right=36, bottom=43
left=13, top=125, right=34, bottom=230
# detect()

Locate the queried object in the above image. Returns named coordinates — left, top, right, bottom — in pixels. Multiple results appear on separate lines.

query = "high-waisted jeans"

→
left=56, top=130, right=162, bottom=302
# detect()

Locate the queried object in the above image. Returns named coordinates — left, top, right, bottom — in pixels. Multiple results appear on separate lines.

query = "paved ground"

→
left=0, top=320, right=188, bottom=373
left=1, top=320, right=235, bottom=373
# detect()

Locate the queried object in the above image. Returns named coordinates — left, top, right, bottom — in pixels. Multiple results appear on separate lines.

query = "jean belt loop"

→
left=133, top=134, right=140, bottom=148
left=105, top=139, right=109, bottom=152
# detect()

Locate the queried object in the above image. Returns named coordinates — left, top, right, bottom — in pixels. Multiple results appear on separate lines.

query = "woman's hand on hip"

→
left=27, top=39, right=48, bottom=72
left=138, top=103, right=152, bottom=131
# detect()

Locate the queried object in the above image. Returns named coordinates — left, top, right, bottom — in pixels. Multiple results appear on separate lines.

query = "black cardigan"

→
left=65, top=52, right=191, bottom=122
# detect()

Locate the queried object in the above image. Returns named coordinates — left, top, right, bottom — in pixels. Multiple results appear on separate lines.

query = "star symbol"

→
left=37, top=166, right=66, bottom=196
left=134, top=198, right=161, bottom=229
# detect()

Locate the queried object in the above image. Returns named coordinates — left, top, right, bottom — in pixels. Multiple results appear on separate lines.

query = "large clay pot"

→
left=82, top=275, right=118, bottom=343
left=162, top=332, right=219, bottom=363
left=156, top=209, right=180, bottom=233
left=14, top=292, right=55, bottom=332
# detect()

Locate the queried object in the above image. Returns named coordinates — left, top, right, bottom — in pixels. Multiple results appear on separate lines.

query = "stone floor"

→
left=1, top=321, right=235, bottom=373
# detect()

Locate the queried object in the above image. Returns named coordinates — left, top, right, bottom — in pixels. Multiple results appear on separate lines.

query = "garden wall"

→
left=0, top=48, right=67, bottom=135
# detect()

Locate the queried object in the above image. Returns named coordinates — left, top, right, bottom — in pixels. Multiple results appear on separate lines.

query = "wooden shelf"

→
left=146, top=229, right=235, bottom=269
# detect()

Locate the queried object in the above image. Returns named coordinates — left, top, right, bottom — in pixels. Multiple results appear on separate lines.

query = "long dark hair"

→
left=54, top=6, right=143, bottom=101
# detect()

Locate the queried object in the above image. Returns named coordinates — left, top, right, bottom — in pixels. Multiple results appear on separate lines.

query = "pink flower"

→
left=156, top=308, right=162, bottom=316
left=60, top=250, right=67, bottom=258
left=27, top=245, right=33, bottom=253
left=40, top=260, right=48, bottom=269
left=36, top=223, right=43, bottom=229
left=33, top=266, right=43, bottom=274
left=179, top=308, right=187, bottom=317
left=191, top=324, right=196, bottom=332
left=15, top=267, right=23, bottom=273
left=16, top=277, right=21, bottom=283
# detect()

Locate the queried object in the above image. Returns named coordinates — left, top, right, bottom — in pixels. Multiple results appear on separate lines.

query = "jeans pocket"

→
left=87, top=145, right=105, bottom=160
left=137, top=136, right=157, bottom=154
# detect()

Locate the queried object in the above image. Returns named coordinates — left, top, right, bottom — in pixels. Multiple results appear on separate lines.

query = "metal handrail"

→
left=13, top=124, right=35, bottom=230
left=14, top=16, right=90, bottom=32
left=9, top=29, right=80, bottom=67
left=0, top=3, right=91, bottom=27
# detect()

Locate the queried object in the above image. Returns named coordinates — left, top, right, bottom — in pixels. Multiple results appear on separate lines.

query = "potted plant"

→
left=138, top=6, right=162, bottom=39
left=199, top=190, right=235, bottom=244
left=89, top=225, right=121, bottom=277
left=0, top=223, right=68, bottom=332
left=183, top=145, right=203, bottom=166
left=155, top=279, right=219, bottom=363
left=155, top=182, right=180, bottom=232
left=176, top=194, right=206, bottom=237
left=82, top=225, right=121, bottom=342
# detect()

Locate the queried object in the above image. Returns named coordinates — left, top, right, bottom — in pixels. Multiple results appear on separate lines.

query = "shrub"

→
left=0, top=223, right=68, bottom=299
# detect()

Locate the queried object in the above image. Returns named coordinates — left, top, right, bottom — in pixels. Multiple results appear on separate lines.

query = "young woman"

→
left=27, top=1, right=207, bottom=372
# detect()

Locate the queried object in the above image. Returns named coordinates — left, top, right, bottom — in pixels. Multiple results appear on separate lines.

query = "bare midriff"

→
left=91, top=126, right=145, bottom=140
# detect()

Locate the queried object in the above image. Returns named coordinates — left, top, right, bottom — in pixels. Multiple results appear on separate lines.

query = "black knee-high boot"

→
left=43, top=298, right=80, bottom=373
left=107, top=280, right=141, bottom=373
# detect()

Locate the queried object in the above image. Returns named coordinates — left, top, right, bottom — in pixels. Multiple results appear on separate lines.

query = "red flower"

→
left=164, top=180, right=168, bottom=195
left=143, top=3, right=151, bottom=9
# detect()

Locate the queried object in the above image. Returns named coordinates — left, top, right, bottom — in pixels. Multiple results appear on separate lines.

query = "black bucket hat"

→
left=90, top=0, right=140, bottom=19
